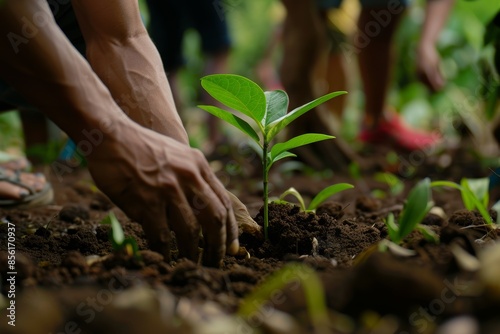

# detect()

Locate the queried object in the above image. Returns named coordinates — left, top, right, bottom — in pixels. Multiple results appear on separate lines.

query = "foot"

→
left=0, top=152, right=31, bottom=171
left=359, top=112, right=440, bottom=151
left=0, top=167, right=53, bottom=208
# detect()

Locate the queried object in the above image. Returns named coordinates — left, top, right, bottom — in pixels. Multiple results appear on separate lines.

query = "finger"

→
left=167, top=189, right=200, bottom=262
left=190, top=181, right=227, bottom=267
left=138, top=205, right=172, bottom=262
left=197, top=155, right=239, bottom=256
left=202, top=170, right=239, bottom=256
left=226, top=205, right=239, bottom=255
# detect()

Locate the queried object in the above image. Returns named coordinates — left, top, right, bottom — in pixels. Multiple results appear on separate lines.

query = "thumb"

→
left=227, top=191, right=263, bottom=240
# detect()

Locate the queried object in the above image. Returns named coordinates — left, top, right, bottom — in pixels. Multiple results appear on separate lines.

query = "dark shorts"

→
left=145, top=0, right=231, bottom=72
left=0, top=1, right=85, bottom=112
left=317, top=0, right=410, bottom=9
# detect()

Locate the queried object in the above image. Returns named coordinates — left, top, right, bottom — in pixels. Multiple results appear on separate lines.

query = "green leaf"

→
left=101, top=212, right=125, bottom=248
left=430, top=180, right=462, bottom=191
left=374, top=172, right=404, bottom=196
left=463, top=178, right=489, bottom=209
left=198, top=105, right=261, bottom=145
left=416, top=225, right=440, bottom=243
left=384, top=213, right=401, bottom=244
left=264, top=90, right=289, bottom=127
left=398, top=178, right=432, bottom=240
left=460, top=179, right=476, bottom=211
left=431, top=180, right=492, bottom=224
left=200, top=74, right=266, bottom=127
left=269, top=133, right=335, bottom=161
left=265, top=91, right=347, bottom=141
left=461, top=185, right=493, bottom=224
left=308, top=183, right=354, bottom=211
left=269, top=151, right=297, bottom=169
left=279, top=187, right=306, bottom=211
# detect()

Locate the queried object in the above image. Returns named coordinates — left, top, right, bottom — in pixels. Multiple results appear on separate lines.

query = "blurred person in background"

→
left=145, top=0, right=232, bottom=155
left=276, top=0, right=454, bottom=170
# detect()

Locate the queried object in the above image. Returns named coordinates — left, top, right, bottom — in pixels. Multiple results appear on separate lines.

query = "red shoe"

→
left=358, top=113, right=440, bottom=151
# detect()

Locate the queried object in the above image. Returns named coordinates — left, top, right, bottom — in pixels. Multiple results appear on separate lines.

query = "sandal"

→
left=0, top=167, right=54, bottom=209
left=0, top=151, right=31, bottom=172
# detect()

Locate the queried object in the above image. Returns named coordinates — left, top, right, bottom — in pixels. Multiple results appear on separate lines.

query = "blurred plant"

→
left=100, top=212, right=140, bottom=259
left=380, top=178, right=438, bottom=256
left=199, top=74, right=345, bottom=240
left=373, top=172, right=405, bottom=199
left=276, top=183, right=353, bottom=213
left=238, top=262, right=329, bottom=332
left=431, top=177, right=493, bottom=225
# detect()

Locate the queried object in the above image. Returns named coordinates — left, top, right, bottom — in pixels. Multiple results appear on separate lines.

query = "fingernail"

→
left=228, top=239, right=240, bottom=255
left=19, top=190, right=29, bottom=198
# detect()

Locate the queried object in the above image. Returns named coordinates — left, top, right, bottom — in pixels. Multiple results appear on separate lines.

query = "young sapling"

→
left=199, top=74, right=346, bottom=239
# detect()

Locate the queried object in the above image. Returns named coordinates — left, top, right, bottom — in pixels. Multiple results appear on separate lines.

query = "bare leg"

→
left=324, top=52, right=348, bottom=118
left=357, top=8, right=404, bottom=128
left=279, top=0, right=356, bottom=170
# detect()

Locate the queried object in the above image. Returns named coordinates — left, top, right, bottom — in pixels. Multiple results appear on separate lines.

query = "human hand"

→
left=88, top=121, right=239, bottom=267
left=416, top=44, right=445, bottom=92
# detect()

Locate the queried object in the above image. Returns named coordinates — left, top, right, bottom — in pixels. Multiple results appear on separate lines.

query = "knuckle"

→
left=213, top=207, right=228, bottom=227
left=191, top=148, right=207, bottom=163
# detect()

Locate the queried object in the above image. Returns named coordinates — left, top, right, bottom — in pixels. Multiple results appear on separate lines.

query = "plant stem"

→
left=263, top=141, right=269, bottom=240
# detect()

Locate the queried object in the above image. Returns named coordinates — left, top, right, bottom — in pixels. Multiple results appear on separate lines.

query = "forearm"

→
left=0, top=0, right=130, bottom=149
left=420, top=0, right=455, bottom=49
left=83, top=33, right=189, bottom=144
left=72, top=1, right=189, bottom=145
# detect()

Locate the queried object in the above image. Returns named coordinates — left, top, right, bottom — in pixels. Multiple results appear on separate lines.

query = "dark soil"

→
left=1, top=145, right=500, bottom=334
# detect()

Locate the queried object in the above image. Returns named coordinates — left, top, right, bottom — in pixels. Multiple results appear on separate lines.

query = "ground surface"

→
left=1, top=143, right=500, bottom=334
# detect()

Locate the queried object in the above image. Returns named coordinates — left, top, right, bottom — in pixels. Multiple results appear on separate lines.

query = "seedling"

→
left=431, top=178, right=494, bottom=225
left=276, top=183, right=354, bottom=213
left=380, top=178, right=438, bottom=255
left=199, top=74, right=346, bottom=239
left=100, top=212, right=140, bottom=259
left=238, top=262, right=329, bottom=332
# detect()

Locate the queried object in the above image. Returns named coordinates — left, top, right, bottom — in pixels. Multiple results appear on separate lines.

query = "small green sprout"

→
left=100, top=212, right=140, bottom=259
left=374, top=172, right=404, bottom=197
left=380, top=178, right=438, bottom=255
left=199, top=74, right=346, bottom=240
left=276, top=183, right=354, bottom=213
left=431, top=178, right=494, bottom=225
left=238, top=263, right=329, bottom=332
